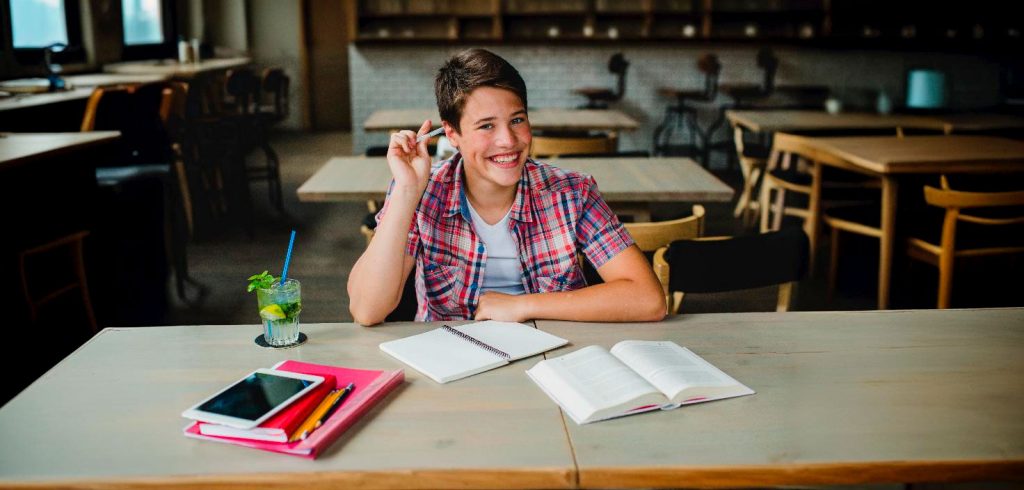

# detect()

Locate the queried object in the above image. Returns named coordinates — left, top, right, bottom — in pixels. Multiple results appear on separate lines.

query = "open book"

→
left=379, top=320, right=568, bottom=383
left=526, top=340, right=754, bottom=424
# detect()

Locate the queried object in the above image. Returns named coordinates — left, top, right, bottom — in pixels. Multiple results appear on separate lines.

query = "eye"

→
left=478, top=123, right=494, bottom=130
left=511, top=117, right=526, bottom=125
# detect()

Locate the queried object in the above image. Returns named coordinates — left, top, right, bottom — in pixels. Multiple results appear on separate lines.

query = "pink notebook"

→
left=183, top=360, right=404, bottom=458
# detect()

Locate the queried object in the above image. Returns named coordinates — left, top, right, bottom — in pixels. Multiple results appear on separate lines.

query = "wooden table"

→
left=0, top=131, right=120, bottom=169
left=103, top=57, right=252, bottom=80
left=2, top=308, right=1022, bottom=488
left=726, top=109, right=950, bottom=135
left=777, top=134, right=1024, bottom=309
left=297, top=156, right=733, bottom=220
left=364, top=108, right=640, bottom=134
left=0, top=321, right=575, bottom=489
left=537, top=308, right=1024, bottom=489
left=727, top=109, right=1024, bottom=136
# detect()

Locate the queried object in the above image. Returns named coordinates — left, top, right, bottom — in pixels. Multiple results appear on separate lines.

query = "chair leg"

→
left=937, top=252, right=955, bottom=309
left=759, top=179, right=772, bottom=233
left=71, top=235, right=99, bottom=333
left=261, top=141, right=284, bottom=213
left=771, top=188, right=786, bottom=231
left=827, top=226, right=840, bottom=302
left=733, top=159, right=754, bottom=218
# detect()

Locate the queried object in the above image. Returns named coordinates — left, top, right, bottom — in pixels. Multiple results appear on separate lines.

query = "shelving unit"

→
left=350, top=0, right=1022, bottom=51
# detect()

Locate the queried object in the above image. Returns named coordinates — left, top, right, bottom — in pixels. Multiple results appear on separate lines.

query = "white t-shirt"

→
left=466, top=201, right=526, bottom=296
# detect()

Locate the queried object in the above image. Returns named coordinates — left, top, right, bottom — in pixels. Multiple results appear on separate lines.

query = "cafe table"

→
left=2, top=308, right=1021, bottom=488
left=103, top=57, right=252, bottom=80
left=725, top=109, right=950, bottom=136
left=297, top=156, right=732, bottom=221
left=775, top=134, right=1024, bottom=309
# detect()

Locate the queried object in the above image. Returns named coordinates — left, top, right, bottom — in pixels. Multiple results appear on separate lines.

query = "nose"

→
left=494, top=124, right=517, bottom=148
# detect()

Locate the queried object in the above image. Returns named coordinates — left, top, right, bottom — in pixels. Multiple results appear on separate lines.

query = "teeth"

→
left=491, top=154, right=517, bottom=163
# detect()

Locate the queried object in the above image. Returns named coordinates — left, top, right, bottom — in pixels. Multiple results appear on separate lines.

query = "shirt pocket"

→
left=534, top=263, right=585, bottom=293
left=422, top=263, right=463, bottom=316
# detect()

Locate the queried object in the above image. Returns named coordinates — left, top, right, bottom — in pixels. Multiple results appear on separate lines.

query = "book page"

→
left=526, top=345, right=666, bottom=424
left=455, top=321, right=568, bottom=360
left=610, top=341, right=751, bottom=404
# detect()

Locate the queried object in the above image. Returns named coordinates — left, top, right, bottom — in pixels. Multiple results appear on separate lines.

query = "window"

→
left=6, top=0, right=84, bottom=66
left=122, top=0, right=164, bottom=45
left=11, top=0, right=69, bottom=48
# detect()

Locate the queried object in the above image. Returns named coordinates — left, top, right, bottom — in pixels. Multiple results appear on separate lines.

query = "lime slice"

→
left=259, top=304, right=286, bottom=320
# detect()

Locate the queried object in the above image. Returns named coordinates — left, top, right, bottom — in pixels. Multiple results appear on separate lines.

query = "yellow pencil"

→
left=288, top=389, right=341, bottom=443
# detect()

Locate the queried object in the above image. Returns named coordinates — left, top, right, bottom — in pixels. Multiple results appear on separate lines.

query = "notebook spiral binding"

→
left=442, top=325, right=511, bottom=360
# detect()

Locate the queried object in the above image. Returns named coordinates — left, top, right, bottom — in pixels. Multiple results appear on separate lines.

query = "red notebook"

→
left=183, top=360, right=404, bottom=458
left=195, top=373, right=336, bottom=442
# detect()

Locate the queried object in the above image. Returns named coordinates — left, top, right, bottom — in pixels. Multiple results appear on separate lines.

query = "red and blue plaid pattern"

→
left=377, top=154, right=633, bottom=321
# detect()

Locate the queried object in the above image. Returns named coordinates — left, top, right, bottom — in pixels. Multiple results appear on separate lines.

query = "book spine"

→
left=442, top=325, right=511, bottom=360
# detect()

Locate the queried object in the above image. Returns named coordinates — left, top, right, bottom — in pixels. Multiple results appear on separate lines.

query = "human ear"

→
left=443, top=121, right=460, bottom=148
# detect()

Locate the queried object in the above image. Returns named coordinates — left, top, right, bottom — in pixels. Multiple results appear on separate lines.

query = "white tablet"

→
left=181, top=368, right=325, bottom=429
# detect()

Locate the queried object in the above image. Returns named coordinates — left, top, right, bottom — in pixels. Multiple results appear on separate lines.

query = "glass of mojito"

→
left=256, top=278, right=302, bottom=347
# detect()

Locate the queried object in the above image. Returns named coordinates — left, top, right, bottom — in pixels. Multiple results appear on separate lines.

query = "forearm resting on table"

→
left=347, top=191, right=418, bottom=325
left=526, top=278, right=666, bottom=322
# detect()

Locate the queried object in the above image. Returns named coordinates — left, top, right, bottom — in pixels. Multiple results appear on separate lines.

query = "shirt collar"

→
left=443, top=153, right=535, bottom=223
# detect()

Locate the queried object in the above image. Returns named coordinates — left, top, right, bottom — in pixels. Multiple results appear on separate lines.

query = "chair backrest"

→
left=624, top=205, right=705, bottom=252
left=756, top=47, right=779, bottom=94
left=80, top=84, right=173, bottom=164
left=608, top=53, right=629, bottom=99
left=653, top=227, right=809, bottom=312
left=924, top=175, right=1024, bottom=225
left=530, top=135, right=615, bottom=159
left=224, top=68, right=260, bottom=114
left=697, top=53, right=721, bottom=99
left=261, top=67, right=290, bottom=119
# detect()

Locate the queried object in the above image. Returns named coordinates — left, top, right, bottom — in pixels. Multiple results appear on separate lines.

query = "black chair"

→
left=653, top=227, right=809, bottom=313
left=653, top=54, right=721, bottom=165
left=573, top=53, right=629, bottom=109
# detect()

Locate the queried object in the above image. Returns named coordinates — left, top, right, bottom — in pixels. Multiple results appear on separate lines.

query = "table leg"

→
left=878, top=177, right=898, bottom=309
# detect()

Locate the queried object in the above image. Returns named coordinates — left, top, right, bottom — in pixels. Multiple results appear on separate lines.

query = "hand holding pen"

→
left=387, top=120, right=436, bottom=195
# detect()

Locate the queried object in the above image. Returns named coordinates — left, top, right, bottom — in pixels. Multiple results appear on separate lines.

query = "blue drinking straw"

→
left=280, top=230, right=296, bottom=285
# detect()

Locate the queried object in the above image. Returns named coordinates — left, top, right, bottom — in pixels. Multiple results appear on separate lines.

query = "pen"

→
left=288, top=388, right=342, bottom=443
left=416, top=127, right=444, bottom=143
left=303, top=382, right=355, bottom=440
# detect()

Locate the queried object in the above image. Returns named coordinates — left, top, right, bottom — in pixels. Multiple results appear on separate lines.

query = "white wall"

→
left=248, top=0, right=308, bottom=130
left=349, top=44, right=1003, bottom=167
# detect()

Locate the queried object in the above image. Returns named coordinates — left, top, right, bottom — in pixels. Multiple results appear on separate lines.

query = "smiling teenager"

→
left=348, top=48, right=665, bottom=325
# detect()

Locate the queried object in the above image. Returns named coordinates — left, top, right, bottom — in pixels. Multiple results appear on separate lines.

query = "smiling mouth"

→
left=488, top=152, right=521, bottom=169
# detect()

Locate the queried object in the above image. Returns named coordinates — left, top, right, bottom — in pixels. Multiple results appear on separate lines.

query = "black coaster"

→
left=255, top=332, right=307, bottom=349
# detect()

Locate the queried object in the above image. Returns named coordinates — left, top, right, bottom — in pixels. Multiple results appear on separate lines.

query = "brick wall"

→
left=349, top=44, right=1001, bottom=168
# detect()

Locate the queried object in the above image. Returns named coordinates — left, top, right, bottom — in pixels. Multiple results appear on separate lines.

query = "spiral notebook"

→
left=379, top=321, right=568, bottom=383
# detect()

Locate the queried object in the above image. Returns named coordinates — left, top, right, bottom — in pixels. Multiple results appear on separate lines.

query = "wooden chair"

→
left=653, top=227, right=809, bottom=314
left=18, top=231, right=98, bottom=334
left=529, top=134, right=615, bottom=159
left=623, top=205, right=705, bottom=310
left=905, top=176, right=1024, bottom=309
left=624, top=205, right=705, bottom=253
left=729, top=124, right=770, bottom=224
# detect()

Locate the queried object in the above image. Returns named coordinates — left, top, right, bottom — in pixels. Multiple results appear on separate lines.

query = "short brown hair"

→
left=435, top=48, right=528, bottom=133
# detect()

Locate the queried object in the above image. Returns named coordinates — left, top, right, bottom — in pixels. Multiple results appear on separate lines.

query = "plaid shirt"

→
left=377, top=154, right=634, bottom=321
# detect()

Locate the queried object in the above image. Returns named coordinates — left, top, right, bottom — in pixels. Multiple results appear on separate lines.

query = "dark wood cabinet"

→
left=350, top=0, right=1022, bottom=51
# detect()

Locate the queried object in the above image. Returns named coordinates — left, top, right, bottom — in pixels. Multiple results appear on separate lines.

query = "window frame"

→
left=120, top=0, right=178, bottom=61
left=6, top=0, right=86, bottom=67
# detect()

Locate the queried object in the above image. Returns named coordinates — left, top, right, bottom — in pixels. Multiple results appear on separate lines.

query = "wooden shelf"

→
left=351, top=0, right=1022, bottom=50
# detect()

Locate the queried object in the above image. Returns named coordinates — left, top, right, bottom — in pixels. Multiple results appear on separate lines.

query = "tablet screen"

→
left=197, top=371, right=317, bottom=421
